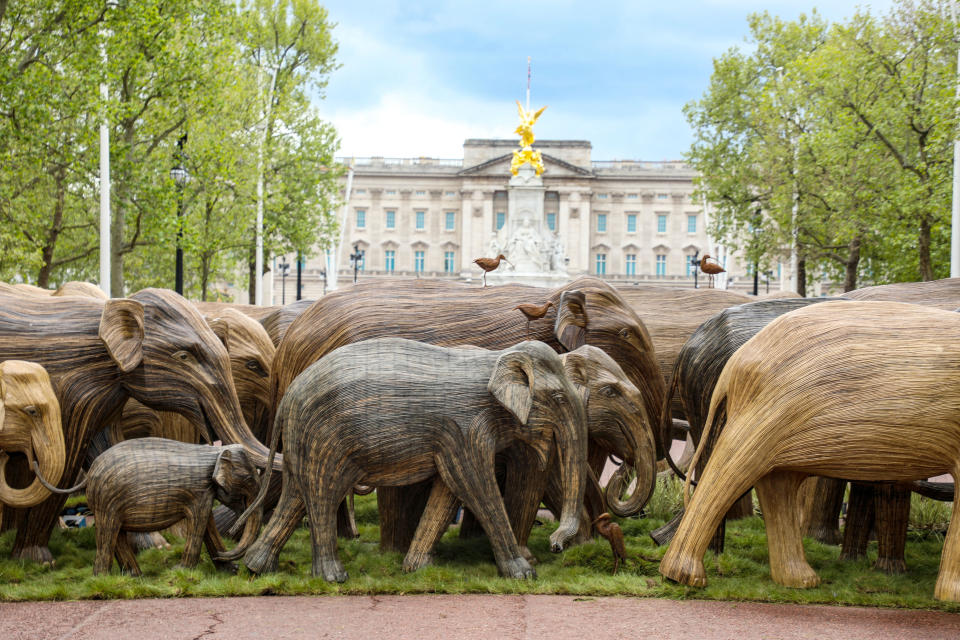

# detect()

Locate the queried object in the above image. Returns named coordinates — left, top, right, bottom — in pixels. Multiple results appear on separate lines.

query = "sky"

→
left=315, top=1, right=897, bottom=162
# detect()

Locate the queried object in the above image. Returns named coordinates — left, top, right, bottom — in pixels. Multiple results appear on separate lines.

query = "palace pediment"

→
left=459, top=152, right=592, bottom=178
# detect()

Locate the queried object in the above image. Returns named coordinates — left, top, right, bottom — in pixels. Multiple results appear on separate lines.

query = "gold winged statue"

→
left=511, top=100, right=547, bottom=176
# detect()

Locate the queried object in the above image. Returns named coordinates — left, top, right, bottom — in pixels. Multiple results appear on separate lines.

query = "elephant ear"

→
left=488, top=350, right=536, bottom=425
left=560, top=351, right=591, bottom=406
left=207, top=316, right=230, bottom=351
left=554, top=290, right=588, bottom=352
left=213, top=446, right=240, bottom=490
left=99, top=299, right=145, bottom=373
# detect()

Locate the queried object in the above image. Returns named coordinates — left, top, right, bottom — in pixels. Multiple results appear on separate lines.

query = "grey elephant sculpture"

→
left=0, top=288, right=277, bottom=564
left=38, top=438, right=261, bottom=575
left=0, top=361, right=66, bottom=528
left=233, top=338, right=588, bottom=582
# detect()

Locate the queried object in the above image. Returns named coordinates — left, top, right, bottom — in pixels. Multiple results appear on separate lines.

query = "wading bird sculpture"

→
left=514, top=301, right=553, bottom=339
left=699, top=254, right=726, bottom=289
left=593, top=513, right=627, bottom=574
left=473, top=254, right=510, bottom=287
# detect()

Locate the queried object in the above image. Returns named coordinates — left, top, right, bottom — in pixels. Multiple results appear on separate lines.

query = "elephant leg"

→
left=114, top=530, right=142, bottom=577
left=178, top=496, right=213, bottom=569
left=203, top=515, right=237, bottom=573
left=874, top=484, right=910, bottom=574
left=934, top=470, right=960, bottom=602
left=378, top=481, right=433, bottom=552
left=243, top=478, right=305, bottom=574
left=302, top=461, right=364, bottom=582
left=756, top=470, right=819, bottom=588
left=94, top=515, right=120, bottom=575
left=840, top=483, right=875, bottom=561
left=503, top=443, right=554, bottom=562
left=336, top=495, right=359, bottom=539
left=403, top=477, right=460, bottom=573
left=435, top=447, right=535, bottom=580
left=801, top=477, right=845, bottom=545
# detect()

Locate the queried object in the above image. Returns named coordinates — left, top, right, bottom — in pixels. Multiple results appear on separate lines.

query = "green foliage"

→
left=0, top=0, right=341, bottom=297
left=686, top=0, right=958, bottom=289
left=1, top=493, right=958, bottom=610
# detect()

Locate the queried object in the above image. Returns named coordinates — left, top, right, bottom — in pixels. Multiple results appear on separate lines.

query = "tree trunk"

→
left=843, top=235, right=861, bottom=293
left=918, top=215, right=933, bottom=281
left=247, top=253, right=256, bottom=304
left=200, top=254, right=210, bottom=301
left=37, top=167, right=67, bottom=289
left=796, top=257, right=806, bottom=297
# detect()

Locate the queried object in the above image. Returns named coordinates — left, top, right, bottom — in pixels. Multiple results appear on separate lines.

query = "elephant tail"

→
left=31, top=460, right=88, bottom=495
left=660, top=362, right=687, bottom=480
left=683, top=364, right=730, bottom=508
left=229, top=405, right=283, bottom=539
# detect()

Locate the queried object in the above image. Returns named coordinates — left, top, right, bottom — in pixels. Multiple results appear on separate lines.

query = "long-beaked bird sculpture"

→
left=473, top=254, right=511, bottom=287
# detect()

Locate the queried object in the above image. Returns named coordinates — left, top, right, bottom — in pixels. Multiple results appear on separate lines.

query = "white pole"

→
left=790, top=140, right=799, bottom=293
left=331, top=162, right=355, bottom=291
left=951, top=2, right=960, bottom=277
left=255, top=64, right=279, bottom=305
left=98, top=36, right=111, bottom=296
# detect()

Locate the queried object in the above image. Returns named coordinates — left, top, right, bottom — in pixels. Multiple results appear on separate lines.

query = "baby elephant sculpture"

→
left=40, top=438, right=261, bottom=575
left=659, top=301, right=960, bottom=602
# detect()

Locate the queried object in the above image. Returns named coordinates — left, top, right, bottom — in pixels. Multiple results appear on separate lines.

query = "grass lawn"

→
left=0, top=479, right=956, bottom=610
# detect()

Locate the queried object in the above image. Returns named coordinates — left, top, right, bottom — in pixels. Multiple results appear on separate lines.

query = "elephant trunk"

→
left=215, top=507, right=262, bottom=561
left=548, top=403, right=588, bottom=552
left=0, top=408, right=66, bottom=507
left=606, top=413, right=658, bottom=518
left=202, top=385, right=281, bottom=475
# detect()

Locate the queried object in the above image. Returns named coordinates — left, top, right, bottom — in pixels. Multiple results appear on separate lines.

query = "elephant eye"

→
left=173, top=350, right=195, bottom=363
left=618, top=328, right=630, bottom=339
left=245, top=359, right=266, bottom=376
left=601, top=385, right=620, bottom=398
left=551, top=391, right=567, bottom=403
left=24, top=406, right=39, bottom=417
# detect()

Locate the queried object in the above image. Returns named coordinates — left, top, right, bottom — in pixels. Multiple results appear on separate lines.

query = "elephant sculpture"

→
left=659, top=301, right=960, bottom=602
left=235, top=338, right=588, bottom=582
left=843, top=276, right=960, bottom=310
left=653, top=297, right=846, bottom=551
left=37, top=438, right=261, bottom=575
left=0, top=281, right=106, bottom=299
left=0, top=361, right=65, bottom=529
left=193, top=300, right=278, bottom=322
left=416, top=344, right=657, bottom=568
left=270, top=277, right=664, bottom=551
left=0, top=288, right=277, bottom=564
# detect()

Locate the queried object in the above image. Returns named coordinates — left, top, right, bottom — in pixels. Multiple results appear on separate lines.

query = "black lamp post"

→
left=318, top=267, right=327, bottom=296
left=279, top=257, right=290, bottom=304
left=296, top=251, right=303, bottom=301
left=765, top=270, right=773, bottom=294
left=349, top=243, right=364, bottom=284
left=170, top=133, right=189, bottom=295
left=692, top=249, right=699, bottom=289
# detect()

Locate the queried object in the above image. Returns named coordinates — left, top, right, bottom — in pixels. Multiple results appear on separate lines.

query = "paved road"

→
left=4, top=595, right=960, bottom=640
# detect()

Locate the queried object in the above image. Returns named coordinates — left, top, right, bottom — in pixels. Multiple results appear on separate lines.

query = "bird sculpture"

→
left=473, top=254, right=510, bottom=287
left=593, top=513, right=627, bottom=574
left=698, top=253, right=726, bottom=289
left=514, top=301, right=553, bottom=339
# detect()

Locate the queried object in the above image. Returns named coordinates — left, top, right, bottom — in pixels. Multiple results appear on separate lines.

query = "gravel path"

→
left=4, top=595, right=960, bottom=640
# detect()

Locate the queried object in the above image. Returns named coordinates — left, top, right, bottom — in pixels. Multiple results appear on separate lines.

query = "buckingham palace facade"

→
left=272, top=139, right=750, bottom=300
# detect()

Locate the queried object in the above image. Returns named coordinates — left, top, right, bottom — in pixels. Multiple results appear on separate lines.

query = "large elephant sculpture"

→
left=260, top=299, right=314, bottom=347
left=235, top=338, right=588, bottom=582
left=193, top=300, right=278, bottom=322
left=659, top=301, right=960, bottom=602
left=270, top=277, right=664, bottom=550
left=38, top=438, right=261, bottom=575
left=842, top=276, right=960, bottom=310
left=419, top=344, right=656, bottom=568
left=0, top=288, right=277, bottom=564
left=652, top=297, right=846, bottom=551
left=0, top=361, right=65, bottom=528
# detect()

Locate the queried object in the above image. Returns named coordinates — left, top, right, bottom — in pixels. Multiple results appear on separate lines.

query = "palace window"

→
left=356, top=209, right=365, bottom=229
left=415, top=250, right=425, bottom=272
left=687, top=215, right=697, bottom=233
left=444, top=251, right=455, bottom=272
left=384, top=250, right=395, bottom=272
left=415, top=190, right=426, bottom=196
left=354, top=189, right=366, bottom=195
left=386, top=189, right=396, bottom=195
left=625, top=254, right=636, bottom=276
left=596, top=254, right=607, bottom=275
left=657, top=214, right=667, bottom=233
left=385, top=210, right=396, bottom=229
left=445, top=211, right=456, bottom=231
left=627, top=214, right=637, bottom=233
left=445, top=191, right=456, bottom=196
left=496, top=211, right=505, bottom=230
left=597, top=214, right=607, bottom=232
left=415, top=211, right=425, bottom=230
left=546, top=213, right=556, bottom=231
left=656, top=254, right=666, bottom=276
left=687, top=255, right=698, bottom=276
left=627, top=193, right=638, bottom=199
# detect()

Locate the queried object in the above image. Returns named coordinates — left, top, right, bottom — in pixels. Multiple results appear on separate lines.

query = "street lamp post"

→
left=169, top=134, right=189, bottom=296
left=279, top=257, right=290, bottom=304
left=296, top=251, right=303, bottom=301
left=692, top=250, right=699, bottom=289
left=349, top=243, right=364, bottom=284
left=318, top=268, right=327, bottom=296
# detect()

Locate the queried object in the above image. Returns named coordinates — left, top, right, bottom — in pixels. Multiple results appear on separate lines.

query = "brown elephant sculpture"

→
left=659, top=301, right=960, bottom=602
left=0, top=361, right=65, bottom=528
left=0, top=288, right=278, bottom=564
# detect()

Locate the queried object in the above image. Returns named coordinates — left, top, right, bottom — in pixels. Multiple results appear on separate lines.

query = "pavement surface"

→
left=4, top=595, right=960, bottom=640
